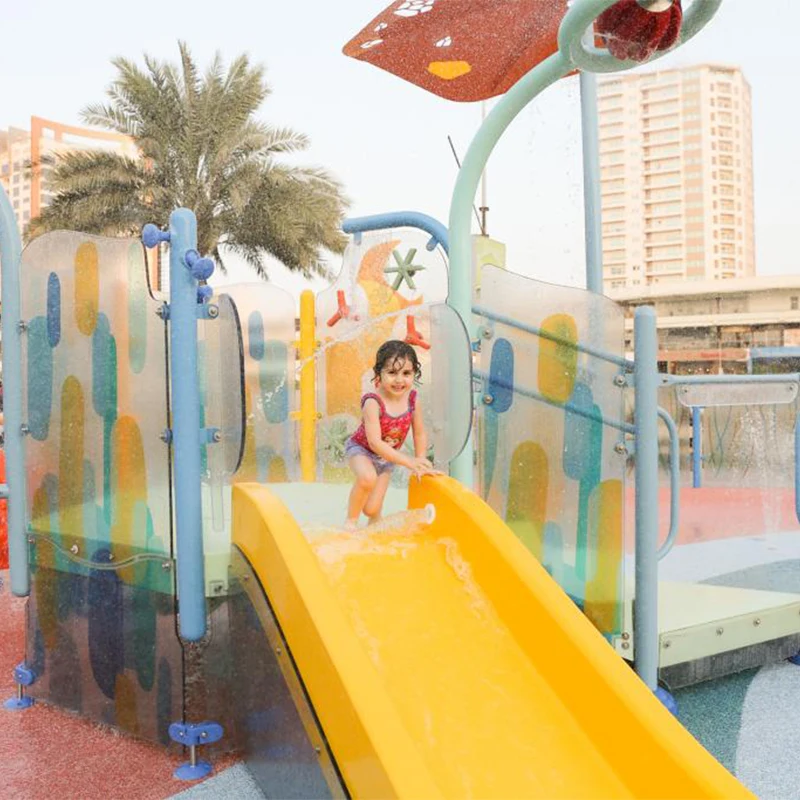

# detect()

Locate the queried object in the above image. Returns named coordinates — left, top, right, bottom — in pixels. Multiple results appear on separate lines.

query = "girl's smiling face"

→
left=378, top=356, right=415, bottom=399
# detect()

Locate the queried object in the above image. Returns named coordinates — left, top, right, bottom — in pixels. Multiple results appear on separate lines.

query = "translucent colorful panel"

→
left=316, top=227, right=448, bottom=342
left=224, top=283, right=298, bottom=485
left=477, top=266, right=627, bottom=638
left=198, top=293, right=246, bottom=550
left=20, top=233, right=171, bottom=581
left=315, top=228, right=460, bottom=483
left=316, top=303, right=472, bottom=484
left=25, top=542, right=181, bottom=746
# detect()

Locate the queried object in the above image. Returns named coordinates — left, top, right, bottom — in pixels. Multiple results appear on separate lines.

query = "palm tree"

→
left=29, top=43, right=349, bottom=279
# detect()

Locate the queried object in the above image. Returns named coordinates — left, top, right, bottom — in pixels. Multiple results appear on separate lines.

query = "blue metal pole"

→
left=580, top=59, right=603, bottom=295
left=343, top=212, right=449, bottom=254
left=473, top=305, right=633, bottom=370
left=0, top=186, right=29, bottom=596
left=692, top=406, right=703, bottom=489
left=634, top=305, right=659, bottom=690
left=164, top=210, right=213, bottom=642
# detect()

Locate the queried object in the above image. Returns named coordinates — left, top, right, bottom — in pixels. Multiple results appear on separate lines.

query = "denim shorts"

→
left=344, top=440, right=395, bottom=475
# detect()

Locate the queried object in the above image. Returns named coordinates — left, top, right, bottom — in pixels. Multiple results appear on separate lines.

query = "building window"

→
left=792, top=297, right=799, bottom=311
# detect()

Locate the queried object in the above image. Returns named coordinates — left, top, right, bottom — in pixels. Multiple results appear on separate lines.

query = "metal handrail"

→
left=473, top=368, right=633, bottom=434
left=473, top=305, right=634, bottom=372
left=656, top=407, right=680, bottom=560
left=661, top=373, right=800, bottom=386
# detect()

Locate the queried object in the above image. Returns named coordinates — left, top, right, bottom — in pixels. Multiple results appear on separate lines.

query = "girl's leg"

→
left=346, top=455, right=378, bottom=526
left=363, top=470, right=392, bottom=524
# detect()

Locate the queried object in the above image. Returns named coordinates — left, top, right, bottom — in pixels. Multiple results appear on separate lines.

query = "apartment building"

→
left=0, top=117, right=136, bottom=233
left=598, top=64, right=755, bottom=291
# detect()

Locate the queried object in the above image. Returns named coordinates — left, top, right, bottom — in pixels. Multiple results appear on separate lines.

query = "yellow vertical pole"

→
left=298, top=290, right=317, bottom=482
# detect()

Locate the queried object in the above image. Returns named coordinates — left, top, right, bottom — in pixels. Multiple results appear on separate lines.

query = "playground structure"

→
left=0, top=0, right=797, bottom=797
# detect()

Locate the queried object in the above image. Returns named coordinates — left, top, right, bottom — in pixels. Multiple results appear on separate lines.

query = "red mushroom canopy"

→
left=343, top=0, right=569, bottom=103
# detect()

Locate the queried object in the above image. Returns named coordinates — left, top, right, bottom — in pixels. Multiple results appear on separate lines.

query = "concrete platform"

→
left=615, top=559, right=800, bottom=687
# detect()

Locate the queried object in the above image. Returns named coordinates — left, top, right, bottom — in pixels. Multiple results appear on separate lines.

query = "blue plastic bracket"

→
left=196, top=302, right=219, bottom=320
left=4, top=662, right=36, bottom=710
left=169, top=721, right=224, bottom=781
left=201, top=427, right=221, bottom=445
left=788, top=652, right=800, bottom=666
left=197, top=285, right=214, bottom=305
left=160, top=429, right=173, bottom=445
left=141, top=223, right=171, bottom=248
left=183, top=249, right=215, bottom=281
left=156, top=303, right=170, bottom=321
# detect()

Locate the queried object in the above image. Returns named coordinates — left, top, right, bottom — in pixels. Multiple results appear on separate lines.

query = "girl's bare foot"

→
left=344, top=519, right=359, bottom=532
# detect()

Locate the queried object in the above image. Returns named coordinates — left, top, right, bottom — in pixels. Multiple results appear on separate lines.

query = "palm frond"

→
left=33, top=42, right=348, bottom=279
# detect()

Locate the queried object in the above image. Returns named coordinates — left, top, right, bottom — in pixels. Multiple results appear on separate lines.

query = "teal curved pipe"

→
left=448, top=51, right=571, bottom=487
left=447, top=0, right=725, bottom=484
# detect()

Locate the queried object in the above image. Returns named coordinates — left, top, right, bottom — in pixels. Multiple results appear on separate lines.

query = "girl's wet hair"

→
left=372, top=340, right=422, bottom=384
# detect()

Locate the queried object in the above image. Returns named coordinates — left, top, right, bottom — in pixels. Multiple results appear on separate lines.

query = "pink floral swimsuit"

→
left=345, top=390, right=417, bottom=474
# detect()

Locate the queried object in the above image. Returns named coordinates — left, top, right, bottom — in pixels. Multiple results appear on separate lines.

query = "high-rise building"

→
left=597, top=64, right=755, bottom=291
left=0, top=117, right=136, bottom=233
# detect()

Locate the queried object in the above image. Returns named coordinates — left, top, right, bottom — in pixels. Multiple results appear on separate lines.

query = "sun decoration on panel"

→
left=394, top=0, right=437, bottom=18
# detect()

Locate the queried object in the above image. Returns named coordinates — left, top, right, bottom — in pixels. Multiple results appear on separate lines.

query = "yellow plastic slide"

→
left=232, top=477, right=751, bottom=799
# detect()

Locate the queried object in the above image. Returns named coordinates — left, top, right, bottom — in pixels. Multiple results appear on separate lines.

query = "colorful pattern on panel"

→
left=19, top=232, right=179, bottom=743
left=222, top=284, right=297, bottom=486
left=315, top=229, right=468, bottom=479
left=477, top=266, right=626, bottom=638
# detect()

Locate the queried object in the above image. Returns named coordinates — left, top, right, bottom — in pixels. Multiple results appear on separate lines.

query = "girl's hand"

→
left=408, top=457, right=442, bottom=479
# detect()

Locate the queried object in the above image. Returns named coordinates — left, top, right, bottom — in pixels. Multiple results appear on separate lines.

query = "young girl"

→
left=344, top=340, right=438, bottom=528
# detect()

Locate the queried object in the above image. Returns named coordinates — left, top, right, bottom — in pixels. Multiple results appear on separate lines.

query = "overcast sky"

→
left=1, top=0, right=796, bottom=296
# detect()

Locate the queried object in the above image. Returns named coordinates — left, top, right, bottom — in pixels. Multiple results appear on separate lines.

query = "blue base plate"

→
left=3, top=696, right=34, bottom=711
left=174, top=760, right=213, bottom=781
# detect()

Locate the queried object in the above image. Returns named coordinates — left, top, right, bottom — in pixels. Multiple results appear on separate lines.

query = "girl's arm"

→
left=411, top=399, right=428, bottom=459
left=363, top=399, right=414, bottom=467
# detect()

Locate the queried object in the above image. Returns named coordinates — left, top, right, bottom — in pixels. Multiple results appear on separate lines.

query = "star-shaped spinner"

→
left=385, top=248, right=425, bottom=291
